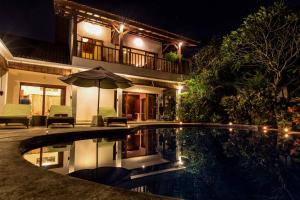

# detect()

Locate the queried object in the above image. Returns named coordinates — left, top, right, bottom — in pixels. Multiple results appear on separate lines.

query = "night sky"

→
left=0, top=0, right=299, bottom=44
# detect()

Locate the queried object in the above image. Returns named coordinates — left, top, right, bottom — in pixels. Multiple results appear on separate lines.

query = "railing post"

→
left=101, top=45, right=104, bottom=61
left=153, top=55, right=157, bottom=70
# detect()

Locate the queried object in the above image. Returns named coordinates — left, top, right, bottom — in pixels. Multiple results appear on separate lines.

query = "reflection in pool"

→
left=23, top=127, right=300, bottom=200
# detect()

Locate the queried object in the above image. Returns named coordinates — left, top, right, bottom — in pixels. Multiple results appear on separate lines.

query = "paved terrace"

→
left=0, top=122, right=279, bottom=200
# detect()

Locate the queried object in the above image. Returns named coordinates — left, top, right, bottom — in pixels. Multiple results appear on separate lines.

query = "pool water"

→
left=23, top=127, right=300, bottom=200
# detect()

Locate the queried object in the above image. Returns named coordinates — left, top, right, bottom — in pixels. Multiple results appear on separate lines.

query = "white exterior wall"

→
left=77, top=21, right=163, bottom=54
left=123, top=34, right=162, bottom=55
left=75, top=87, right=115, bottom=123
left=77, top=21, right=112, bottom=47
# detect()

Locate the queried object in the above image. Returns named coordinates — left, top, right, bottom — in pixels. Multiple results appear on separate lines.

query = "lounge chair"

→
left=0, top=104, right=31, bottom=128
left=99, top=107, right=127, bottom=126
left=46, top=105, right=75, bottom=128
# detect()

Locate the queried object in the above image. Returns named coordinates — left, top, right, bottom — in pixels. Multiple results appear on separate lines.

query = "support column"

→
left=157, top=93, right=163, bottom=120
left=115, top=141, right=122, bottom=167
left=176, top=42, right=183, bottom=73
left=116, top=88, right=123, bottom=117
left=119, top=34, right=124, bottom=64
left=176, top=85, right=183, bottom=121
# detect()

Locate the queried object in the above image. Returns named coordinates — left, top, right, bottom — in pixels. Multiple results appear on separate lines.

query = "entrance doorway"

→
left=122, top=92, right=157, bottom=121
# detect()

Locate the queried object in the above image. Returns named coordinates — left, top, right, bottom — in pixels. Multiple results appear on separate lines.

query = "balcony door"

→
left=79, top=37, right=103, bottom=61
left=19, top=83, right=66, bottom=116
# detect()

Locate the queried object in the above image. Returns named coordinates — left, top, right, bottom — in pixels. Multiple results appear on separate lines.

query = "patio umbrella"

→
left=58, top=67, right=132, bottom=125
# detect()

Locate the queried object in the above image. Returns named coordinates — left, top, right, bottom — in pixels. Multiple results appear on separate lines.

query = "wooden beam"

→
left=8, top=61, right=71, bottom=76
left=54, top=0, right=199, bottom=46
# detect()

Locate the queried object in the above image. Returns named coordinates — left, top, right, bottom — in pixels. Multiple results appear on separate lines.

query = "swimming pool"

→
left=23, top=126, right=300, bottom=200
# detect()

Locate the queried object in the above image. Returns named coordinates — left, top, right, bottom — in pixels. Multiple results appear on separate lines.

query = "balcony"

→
left=76, top=40, right=190, bottom=74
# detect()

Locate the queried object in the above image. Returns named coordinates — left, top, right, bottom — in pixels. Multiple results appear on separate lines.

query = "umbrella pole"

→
left=97, top=80, right=101, bottom=126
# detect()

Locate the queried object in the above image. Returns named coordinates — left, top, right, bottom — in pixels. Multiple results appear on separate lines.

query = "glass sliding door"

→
left=44, top=88, right=63, bottom=115
left=19, top=83, right=66, bottom=116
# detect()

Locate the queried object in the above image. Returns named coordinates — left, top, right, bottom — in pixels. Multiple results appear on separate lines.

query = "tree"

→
left=220, top=1, right=300, bottom=127
left=191, top=39, right=221, bottom=73
left=221, top=1, right=300, bottom=98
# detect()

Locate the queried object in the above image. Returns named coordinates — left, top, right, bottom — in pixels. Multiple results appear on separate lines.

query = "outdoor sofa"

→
left=46, top=105, right=75, bottom=127
left=0, top=104, right=31, bottom=128
left=99, top=107, right=127, bottom=126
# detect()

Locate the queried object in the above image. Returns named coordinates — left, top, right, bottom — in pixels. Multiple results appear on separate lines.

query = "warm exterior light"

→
left=284, top=133, right=289, bottom=138
left=82, top=38, right=89, bottom=43
left=120, top=24, right=125, bottom=33
left=127, top=125, right=131, bottom=128
left=229, top=128, right=233, bottom=132
left=180, top=127, right=183, bottom=131
left=180, top=121, right=183, bottom=125
left=263, top=126, right=267, bottom=130
left=229, top=122, right=233, bottom=125
left=84, top=22, right=102, bottom=35
left=133, top=37, right=144, bottom=47
left=178, top=42, right=183, bottom=47
left=142, top=165, right=145, bottom=169
left=263, top=130, right=268, bottom=133
left=284, top=127, right=289, bottom=133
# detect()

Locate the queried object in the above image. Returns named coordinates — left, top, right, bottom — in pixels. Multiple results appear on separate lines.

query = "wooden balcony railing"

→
left=76, top=40, right=190, bottom=74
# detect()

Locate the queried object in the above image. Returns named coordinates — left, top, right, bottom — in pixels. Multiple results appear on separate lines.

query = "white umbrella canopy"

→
left=58, top=67, right=132, bottom=126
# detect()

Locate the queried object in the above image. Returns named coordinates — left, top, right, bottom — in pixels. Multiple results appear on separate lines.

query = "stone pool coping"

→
left=0, top=122, right=283, bottom=200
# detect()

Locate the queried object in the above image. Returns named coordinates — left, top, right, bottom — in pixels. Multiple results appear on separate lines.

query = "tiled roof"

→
left=0, top=34, right=70, bottom=64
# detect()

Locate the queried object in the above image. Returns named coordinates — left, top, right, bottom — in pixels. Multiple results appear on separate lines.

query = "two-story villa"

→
left=0, top=0, right=198, bottom=124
